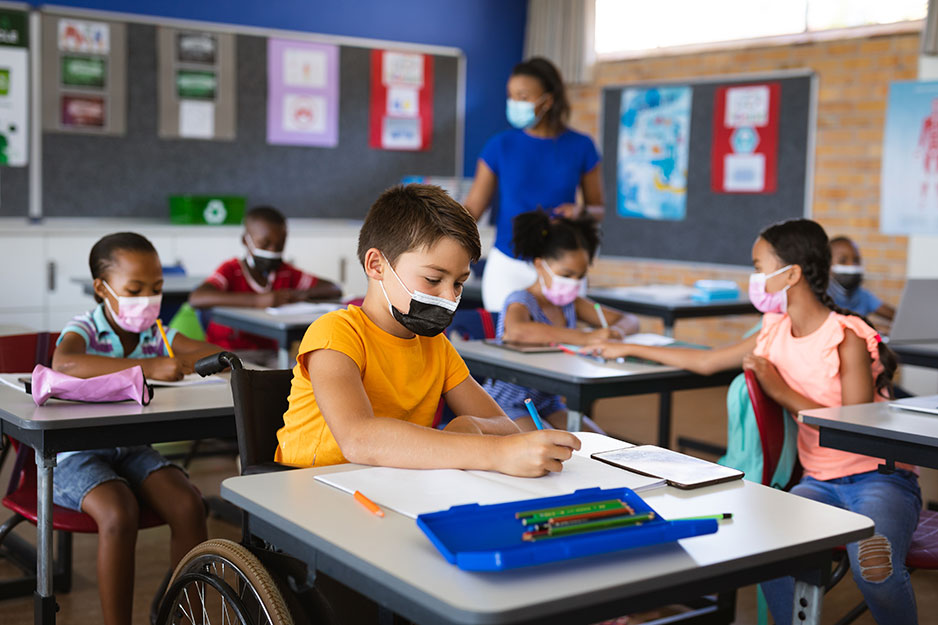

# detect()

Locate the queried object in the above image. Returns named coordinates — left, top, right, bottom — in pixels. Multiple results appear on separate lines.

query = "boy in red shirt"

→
left=189, top=206, right=341, bottom=356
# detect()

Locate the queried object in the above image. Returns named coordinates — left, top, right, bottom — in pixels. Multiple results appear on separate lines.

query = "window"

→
left=594, top=0, right=927, bottom=57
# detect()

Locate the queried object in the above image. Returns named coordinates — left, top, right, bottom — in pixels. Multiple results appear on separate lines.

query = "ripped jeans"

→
left=761, top=470, right=921, bottom=625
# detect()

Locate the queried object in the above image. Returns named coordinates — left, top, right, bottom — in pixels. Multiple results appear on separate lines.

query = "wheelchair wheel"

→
left=157, top=539, right=294, bottom=625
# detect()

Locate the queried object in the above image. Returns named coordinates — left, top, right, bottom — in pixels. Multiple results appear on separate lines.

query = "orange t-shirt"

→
left=754, top=311, right=916, bottom=481
left=274, top=305, right=470, bottom=467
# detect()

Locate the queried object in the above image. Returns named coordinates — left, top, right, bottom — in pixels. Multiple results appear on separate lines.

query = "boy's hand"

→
left=259, top=290, right=302, bottom=308
left=583, top=342, right=632, bottom=359
left=585, top=328, right=623, bottom=344
left=494, top=430, right=581, bottom=477
left=143, top=357, right=186, bottom=381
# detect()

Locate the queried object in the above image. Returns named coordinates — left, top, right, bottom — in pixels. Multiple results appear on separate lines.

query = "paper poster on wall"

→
left=58, top=18, right=109, bottom=54
left=267, top=39, right=338, bottom=147
left=711, top=83, right=779, bottom=194
left=176, top=32, right=215, bottom=65
left=61, top=95, right=105, bottom=128
left=881, top=80, right=938, bottom=235
left=178, top=99, right=214, bottom=138
left=0, top=9, right=29, bottom=166
left=616, top=86, right=691, bottom=221
left=176, top=70, right=216, bottom=99
left=369, top=50, right=433, bottom=151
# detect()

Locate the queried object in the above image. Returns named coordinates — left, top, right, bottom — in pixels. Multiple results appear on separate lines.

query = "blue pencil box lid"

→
left=416, top=487, right=718, bottom=572
left=691, top=279, right=740, bottom=302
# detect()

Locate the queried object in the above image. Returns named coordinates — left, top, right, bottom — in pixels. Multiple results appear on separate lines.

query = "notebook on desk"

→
left=592, top=445, right=744, bottom=490
left=483, top=339, right=562, bottom=353
left=315, top=433, right=664, bottom=519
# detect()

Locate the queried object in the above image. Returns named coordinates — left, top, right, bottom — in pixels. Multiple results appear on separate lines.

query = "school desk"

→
left=800, top=396, right=938, bottom=471
left=207, top=306, right=334, bottom=368
left=220, top=458, right=873, bottom=625
left=453, top=338, right=739, bottom=447
left=74, top=274, right=207, bottom=306
left=891, top=342, right=938, bottom=370
left=587, top=287, right=756, bottom=337
left=0, top=381, right=236, bottom=625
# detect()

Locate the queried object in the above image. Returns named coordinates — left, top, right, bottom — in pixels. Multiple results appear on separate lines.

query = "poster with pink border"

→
left=267, top=39, right=338, bottom=147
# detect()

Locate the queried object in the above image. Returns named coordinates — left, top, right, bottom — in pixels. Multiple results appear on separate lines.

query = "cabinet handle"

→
left=339, top=257, right=347, bottom=284
left=47, top=261, right=56, bottom=292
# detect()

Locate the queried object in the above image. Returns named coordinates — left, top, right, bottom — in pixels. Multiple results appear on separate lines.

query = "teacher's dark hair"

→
left=511, top=57, right=569, bottom=132
left=759, top=218, right=896, bottom=398
left=513, top=209, right=600, bottom=263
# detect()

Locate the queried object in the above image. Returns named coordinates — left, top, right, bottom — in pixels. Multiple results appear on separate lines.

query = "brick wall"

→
left=571, top=31, right=919, bottom=345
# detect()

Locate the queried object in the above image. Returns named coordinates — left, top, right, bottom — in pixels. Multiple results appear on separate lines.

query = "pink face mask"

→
left=748, top=265, right=793, bottom=313
left=102, top=280, right=162, bottom=333
left=539, top=262, right=583, bottom=307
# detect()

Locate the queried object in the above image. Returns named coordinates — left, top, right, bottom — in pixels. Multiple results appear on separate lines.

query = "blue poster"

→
left=617, top=86, right=692, bottom=221
left=882, top=80, right=938, bottom=235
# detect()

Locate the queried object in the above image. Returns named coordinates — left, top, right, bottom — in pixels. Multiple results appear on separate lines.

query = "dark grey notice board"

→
left=37, top=23, right=458, bottom=219
left=600, top=74, right=814, bottom=266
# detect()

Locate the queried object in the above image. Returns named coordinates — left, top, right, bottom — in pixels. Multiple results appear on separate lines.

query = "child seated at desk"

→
left=589, top=219, right=920, bottom=625
left=189, top=205, right=342, bottom=362
left=53, top=232, right=223, bottom=625
left=483, top=209, right=639, bottom=432
left=275, top=184, right=580, bottom=475
left=828, top=234, right=895, bottom=322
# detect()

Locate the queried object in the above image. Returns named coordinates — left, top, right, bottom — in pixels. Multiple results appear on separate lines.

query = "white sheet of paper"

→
left=386, top=86, right=419, bottom=117
left=150, top=373, right=225, bottom=387
left=381, top=116, right=420, bottom=150
left=283, top=48, right=327, bottom=88
left=725, top=85, right=770, bottom=128
left=0, top=373, right=30, bottom=393
left=282, top=94, right=326, bottom=133
left=622, top=333, right=677, bottom=347
left=179, top=99, right=215, bottom=139
left=314, top=435, right=663, bottom=519
left=723, top=153, right=766, bottom=192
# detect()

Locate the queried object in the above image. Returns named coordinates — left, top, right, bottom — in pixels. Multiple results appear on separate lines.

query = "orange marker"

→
left=353, top=491, right=384, bottom=517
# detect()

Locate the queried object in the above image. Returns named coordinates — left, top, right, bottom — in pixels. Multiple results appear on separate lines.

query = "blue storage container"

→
left=416, top=487, right=718, bottom=571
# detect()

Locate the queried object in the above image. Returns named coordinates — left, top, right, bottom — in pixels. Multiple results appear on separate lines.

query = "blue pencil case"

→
left=416, top=487, right=718, bottom=571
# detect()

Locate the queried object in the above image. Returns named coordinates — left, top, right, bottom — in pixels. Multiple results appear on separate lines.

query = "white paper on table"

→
left=265, top=302, right=342, bottom=316
left=150, top=373, right=225, bottom=387
left=314, top=434, right=664, bottom=520
left=0, top=373, right=30, bottom=393
left=179, top=99, right=215, bottom=139
left=622, top=333, right=677, bottom=347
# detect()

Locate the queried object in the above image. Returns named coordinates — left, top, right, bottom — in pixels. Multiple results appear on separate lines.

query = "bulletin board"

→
left=599, top=72, right=816, bottom=266
left=0, top=9, right=463, bottom=219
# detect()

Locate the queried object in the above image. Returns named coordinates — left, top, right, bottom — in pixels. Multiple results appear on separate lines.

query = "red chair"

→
left=0, top=331, right=168, bottom=599
left=744, top=369, right=938, bottom=624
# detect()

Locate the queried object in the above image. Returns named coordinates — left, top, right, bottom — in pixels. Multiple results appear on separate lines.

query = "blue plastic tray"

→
left=416, top=487, right=718, bottom=571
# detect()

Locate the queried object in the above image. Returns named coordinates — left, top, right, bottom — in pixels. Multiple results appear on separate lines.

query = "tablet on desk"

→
left=592, top=445, right=744, bottom=490
left=483, top=339, right=561, bottom=353
left=889, top=396, right=938, bottom=416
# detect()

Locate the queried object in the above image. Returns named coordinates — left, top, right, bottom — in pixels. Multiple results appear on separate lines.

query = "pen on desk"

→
left=670, top=513, right=733, bottom=522
left=523, top=398, right=545, bottom=430
left=556, top=344, right=606, bottom=363
left=156, top=319, right=175, bottom=359
left=353, top=491, right=384, bottom=517
left=594, top=303, right=608, bottom=329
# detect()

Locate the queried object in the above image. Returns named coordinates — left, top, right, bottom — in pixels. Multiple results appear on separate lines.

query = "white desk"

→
left=222, top=463, right=872, bottom=625
left=800, top=396, right=938, bottom=471
left=208, top=306, right=334, bottom=368
left=454, top=338, right=739, bottom=445
left=0, top=381, right=236, bottom=625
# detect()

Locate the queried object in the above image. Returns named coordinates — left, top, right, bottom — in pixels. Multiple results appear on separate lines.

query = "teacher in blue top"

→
left=464, top=57, right=605, bottom=312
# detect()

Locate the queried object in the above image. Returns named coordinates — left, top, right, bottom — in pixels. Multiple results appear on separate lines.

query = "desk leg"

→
left=791, top=579, right=823, bottom=625
left=566, top=410, right=584, bottom=432
left=35, top=453, right=57, bottom=625
left=657, top=391, right=672, bottom=448
left=277, top=346, right=291, bottom=369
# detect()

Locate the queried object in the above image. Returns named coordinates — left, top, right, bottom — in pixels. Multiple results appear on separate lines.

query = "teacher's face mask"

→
left=506, top=94, right=548, bottom=129
left=379, top=254, right=459, bottom=337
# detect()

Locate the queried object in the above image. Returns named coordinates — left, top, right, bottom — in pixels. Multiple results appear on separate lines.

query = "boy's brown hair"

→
left=357, top=184, right=481, bottom=267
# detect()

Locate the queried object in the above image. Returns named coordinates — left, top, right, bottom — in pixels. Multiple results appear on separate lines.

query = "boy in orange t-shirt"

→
left=275, top=184, right=579, bottom=475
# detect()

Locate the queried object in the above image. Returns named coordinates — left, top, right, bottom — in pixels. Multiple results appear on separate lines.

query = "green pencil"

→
left=524, top=511, right=656, bottom=540
left=516, top=499, right=626, bottom=521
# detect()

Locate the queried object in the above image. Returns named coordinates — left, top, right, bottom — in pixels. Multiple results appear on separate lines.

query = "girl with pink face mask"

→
left=482, top=210, right=639, bottom=432
left=51, top=232, right=223, bottom=625
left=589, top=219, right=919, bottom=625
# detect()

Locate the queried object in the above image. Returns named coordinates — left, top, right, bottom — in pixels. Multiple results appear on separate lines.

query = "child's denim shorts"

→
left=52, top=445, right=180, bottom=512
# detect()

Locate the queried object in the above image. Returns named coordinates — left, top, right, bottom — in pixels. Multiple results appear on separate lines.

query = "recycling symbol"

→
left=730, top=127, right=759, bottom=154
left=203, top=199, right=227, bottom=224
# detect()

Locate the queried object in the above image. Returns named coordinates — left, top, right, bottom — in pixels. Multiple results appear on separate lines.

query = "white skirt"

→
left=481, top=247, right=538, bottom=312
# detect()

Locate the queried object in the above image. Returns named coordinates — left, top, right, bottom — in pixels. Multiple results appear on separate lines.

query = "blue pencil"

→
left=523, top=398, right=545, bottom=430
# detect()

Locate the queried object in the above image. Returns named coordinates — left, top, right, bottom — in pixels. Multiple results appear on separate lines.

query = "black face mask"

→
left=380, top=255, right=459, bottom=337
left=833, top=272, right=863, bottom=292
left=248, top=254, right=283, bottom=276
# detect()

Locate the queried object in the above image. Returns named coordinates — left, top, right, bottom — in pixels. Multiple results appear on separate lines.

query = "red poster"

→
left=369, top=50, right=433, bottom=151
left=711, top=82, right=780, bottom=194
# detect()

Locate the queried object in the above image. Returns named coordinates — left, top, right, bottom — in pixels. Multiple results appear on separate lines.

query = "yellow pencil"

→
left=156, top=319, right=175, bottom=358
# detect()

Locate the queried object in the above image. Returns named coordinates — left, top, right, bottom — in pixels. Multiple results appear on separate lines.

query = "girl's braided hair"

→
left=759, top=219, right=896, bottom=398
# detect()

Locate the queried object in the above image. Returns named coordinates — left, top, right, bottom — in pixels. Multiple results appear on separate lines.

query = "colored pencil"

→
left=594, top=303, right=609, bottom=328
left=353, top=491, right=384, bottom=518
left=523, top=512, right=656, bottom=541
left=523, top=398, right=545, bottom=430
left=516, top=499, right=626, bottom=521
left=156, top=319, right=175, bottom=359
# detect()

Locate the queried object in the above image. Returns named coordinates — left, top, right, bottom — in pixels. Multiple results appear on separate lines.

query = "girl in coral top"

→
left=589, top=219, right=920, bottom=625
